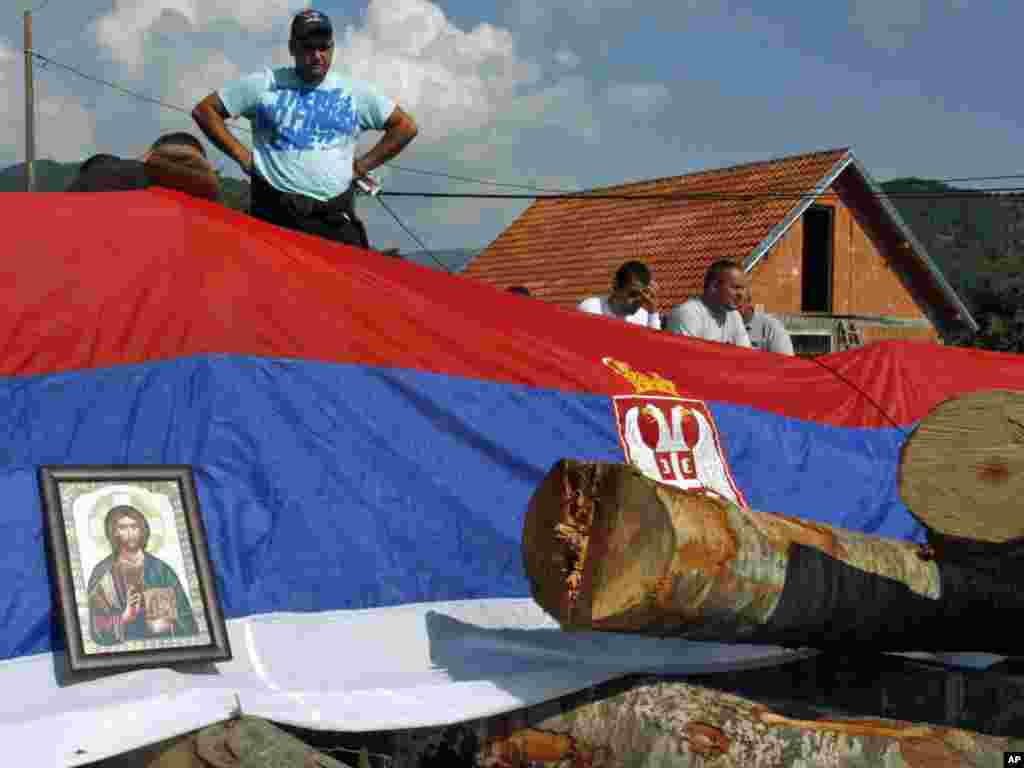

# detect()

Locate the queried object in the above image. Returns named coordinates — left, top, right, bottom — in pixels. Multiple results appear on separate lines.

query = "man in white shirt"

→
left=665, top=260, right=751, bottom=347
left=739, top=287, right=795, bottom=355
left=578, top=261, right=661, bottom=329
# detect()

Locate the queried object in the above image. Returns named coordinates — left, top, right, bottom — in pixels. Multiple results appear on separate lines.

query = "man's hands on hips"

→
left=241, top=149, right=254, bottom=176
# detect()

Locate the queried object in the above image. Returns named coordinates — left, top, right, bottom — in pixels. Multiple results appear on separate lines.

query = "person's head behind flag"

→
left=66, top=131, right=219, bottom=201
left=610, top=260, right=654, bottom=316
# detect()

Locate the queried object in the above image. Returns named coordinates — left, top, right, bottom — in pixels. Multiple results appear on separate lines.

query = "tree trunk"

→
left=95, top=717, right=355, bottom=768
left=522, top=459, right=1024, bottom=652
left=392, top=676, right=1017, bottom=767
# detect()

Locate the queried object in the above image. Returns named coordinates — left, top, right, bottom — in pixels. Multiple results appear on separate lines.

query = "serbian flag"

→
left=0, top=189, right=1018, bottom=764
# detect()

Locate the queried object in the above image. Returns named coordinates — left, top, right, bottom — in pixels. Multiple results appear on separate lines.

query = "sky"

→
left=0, top=0, right=1020, bottom=251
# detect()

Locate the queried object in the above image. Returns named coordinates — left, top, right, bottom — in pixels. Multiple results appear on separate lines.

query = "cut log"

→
left=94, top=718, right=354, bottom=768
left=523, top=459, right=1024, bottom=652
left=392, top=676, right=1017, bottom=768
left=899, top=388, right=1024, bottom=544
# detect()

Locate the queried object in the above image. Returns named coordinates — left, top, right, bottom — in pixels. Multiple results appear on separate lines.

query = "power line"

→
left=379, top=188, right=1024, bottom=201
left=931, top=174, right=1024, bottom=184
left=372, top=195, right=450, bottom=272
left=29, top=50, right=202, bottom=117
left=386, top=164, right=578, bottom=193
left=22, top=47, right=1024, bottom=202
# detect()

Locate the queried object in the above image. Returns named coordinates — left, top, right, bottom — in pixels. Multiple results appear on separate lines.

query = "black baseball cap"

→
left=291, top=9, right=333, bottom=41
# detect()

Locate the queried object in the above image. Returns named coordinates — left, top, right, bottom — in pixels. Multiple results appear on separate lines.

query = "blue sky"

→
left=1, top=1, right=1020, bottom=251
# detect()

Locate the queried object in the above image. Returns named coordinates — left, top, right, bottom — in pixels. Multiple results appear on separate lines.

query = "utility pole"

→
left=24, top=10, right=36, bottom=193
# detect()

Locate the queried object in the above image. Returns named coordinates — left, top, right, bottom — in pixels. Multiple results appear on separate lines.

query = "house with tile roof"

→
left=461, top=148, right=977, bottom=353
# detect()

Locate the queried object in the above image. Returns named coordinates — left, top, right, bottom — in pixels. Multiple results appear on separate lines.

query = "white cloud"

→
left=509, top=0, right=705, bottom=28
left=0, top=41, right=96, bottom=166
left=167, top=50, right=240, bottom=115
left=605, top=82, right=671, bottom=115
left=849, top=0, right=969, bottom=50
left=512, top=0, right=636, bottom=26
left=554, top=46, right=580, bottom=69
left=849, top=0, right=924, bottom=50
left=507, top=76, right=601, bottom=143
left=335, top=0, right=541, bottom=139
left=93, top=0, right=304, bottom=75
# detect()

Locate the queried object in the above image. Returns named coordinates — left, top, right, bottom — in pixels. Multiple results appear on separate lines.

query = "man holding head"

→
left=578, top=261, right=661, bottom=329
left=192, top=8, right=418, bottom=247
left=665, top=259, right=751, bottom=347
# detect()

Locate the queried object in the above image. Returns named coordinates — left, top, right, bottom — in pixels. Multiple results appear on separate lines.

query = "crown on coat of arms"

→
left=602, top=357, right=679, bottom=396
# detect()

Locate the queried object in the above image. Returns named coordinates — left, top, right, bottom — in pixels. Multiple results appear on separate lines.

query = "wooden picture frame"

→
left=39, top=465, right=232, bottom=673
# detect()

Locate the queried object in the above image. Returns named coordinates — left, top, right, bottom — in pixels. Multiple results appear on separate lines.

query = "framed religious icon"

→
left=39, top=465, right=231, bottom=672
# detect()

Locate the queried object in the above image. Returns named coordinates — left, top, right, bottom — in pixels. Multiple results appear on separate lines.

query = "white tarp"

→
left=0, top=598, right=816, bottom=766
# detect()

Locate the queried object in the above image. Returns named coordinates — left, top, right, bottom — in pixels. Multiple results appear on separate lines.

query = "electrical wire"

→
left=804, top=355, right=909, bottom=434
left=29, top=50, right=203, bottom=116
left=385, top=164, right=579, bottom=193
left=379, top=189, right=1024, bottom=201
left=935, top=174, right=1024, bottom=184
left=371, top=195, right=450, bottom=272
left=21, top=47, right=1024, bottom=202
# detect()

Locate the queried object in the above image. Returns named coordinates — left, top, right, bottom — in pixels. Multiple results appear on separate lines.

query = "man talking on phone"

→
left=192, top=9, right=418, bottom=248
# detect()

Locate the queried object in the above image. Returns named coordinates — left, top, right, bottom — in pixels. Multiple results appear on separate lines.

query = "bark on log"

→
left=899, top=388, right=1024, bottom=544
left=94, top=717, right=354, bottom=768
left=392, top=676, right=1019, bottom=767
left=522, top=459, right=1024, bottom=652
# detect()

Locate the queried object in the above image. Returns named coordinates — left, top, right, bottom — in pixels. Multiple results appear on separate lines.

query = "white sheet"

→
left=0, top=598, right=817, bottom=766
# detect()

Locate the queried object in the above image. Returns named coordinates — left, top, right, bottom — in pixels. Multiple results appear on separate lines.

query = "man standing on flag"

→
left=192, top=9, right=418, bottom=248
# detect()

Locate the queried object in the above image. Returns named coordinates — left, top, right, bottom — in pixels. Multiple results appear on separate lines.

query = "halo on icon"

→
left=87, top=486, right=167, bottom=555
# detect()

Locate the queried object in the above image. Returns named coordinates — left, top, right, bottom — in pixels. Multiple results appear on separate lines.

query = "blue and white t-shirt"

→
left=219, top=68, right=396, bottom=201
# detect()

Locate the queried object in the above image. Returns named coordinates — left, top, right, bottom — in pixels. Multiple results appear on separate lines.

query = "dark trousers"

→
left=250, top=173, right=369, bottom=249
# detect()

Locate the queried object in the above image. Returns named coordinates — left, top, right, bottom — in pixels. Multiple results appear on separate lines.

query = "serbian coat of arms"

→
left=604, top=358, right=747, bottom=506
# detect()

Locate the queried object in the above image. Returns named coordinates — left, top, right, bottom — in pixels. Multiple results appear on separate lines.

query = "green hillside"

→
left=0, top=159, right=251, bottom=207
left=0, top=159, right=81, bottom=192
left=881, top=177, right=1024, bottom=303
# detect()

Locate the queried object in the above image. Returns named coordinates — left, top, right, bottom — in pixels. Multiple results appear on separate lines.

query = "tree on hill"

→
left=882, top=178, right=1024, bottom=353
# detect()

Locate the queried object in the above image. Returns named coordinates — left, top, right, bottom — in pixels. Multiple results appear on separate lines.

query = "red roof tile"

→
left=462, top=148, right=851, bottom=310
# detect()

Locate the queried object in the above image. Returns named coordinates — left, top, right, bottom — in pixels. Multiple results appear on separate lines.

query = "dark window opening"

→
left=791, top=334, right=833, bottom=357
left=802, top=206, right=834, bottom=312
